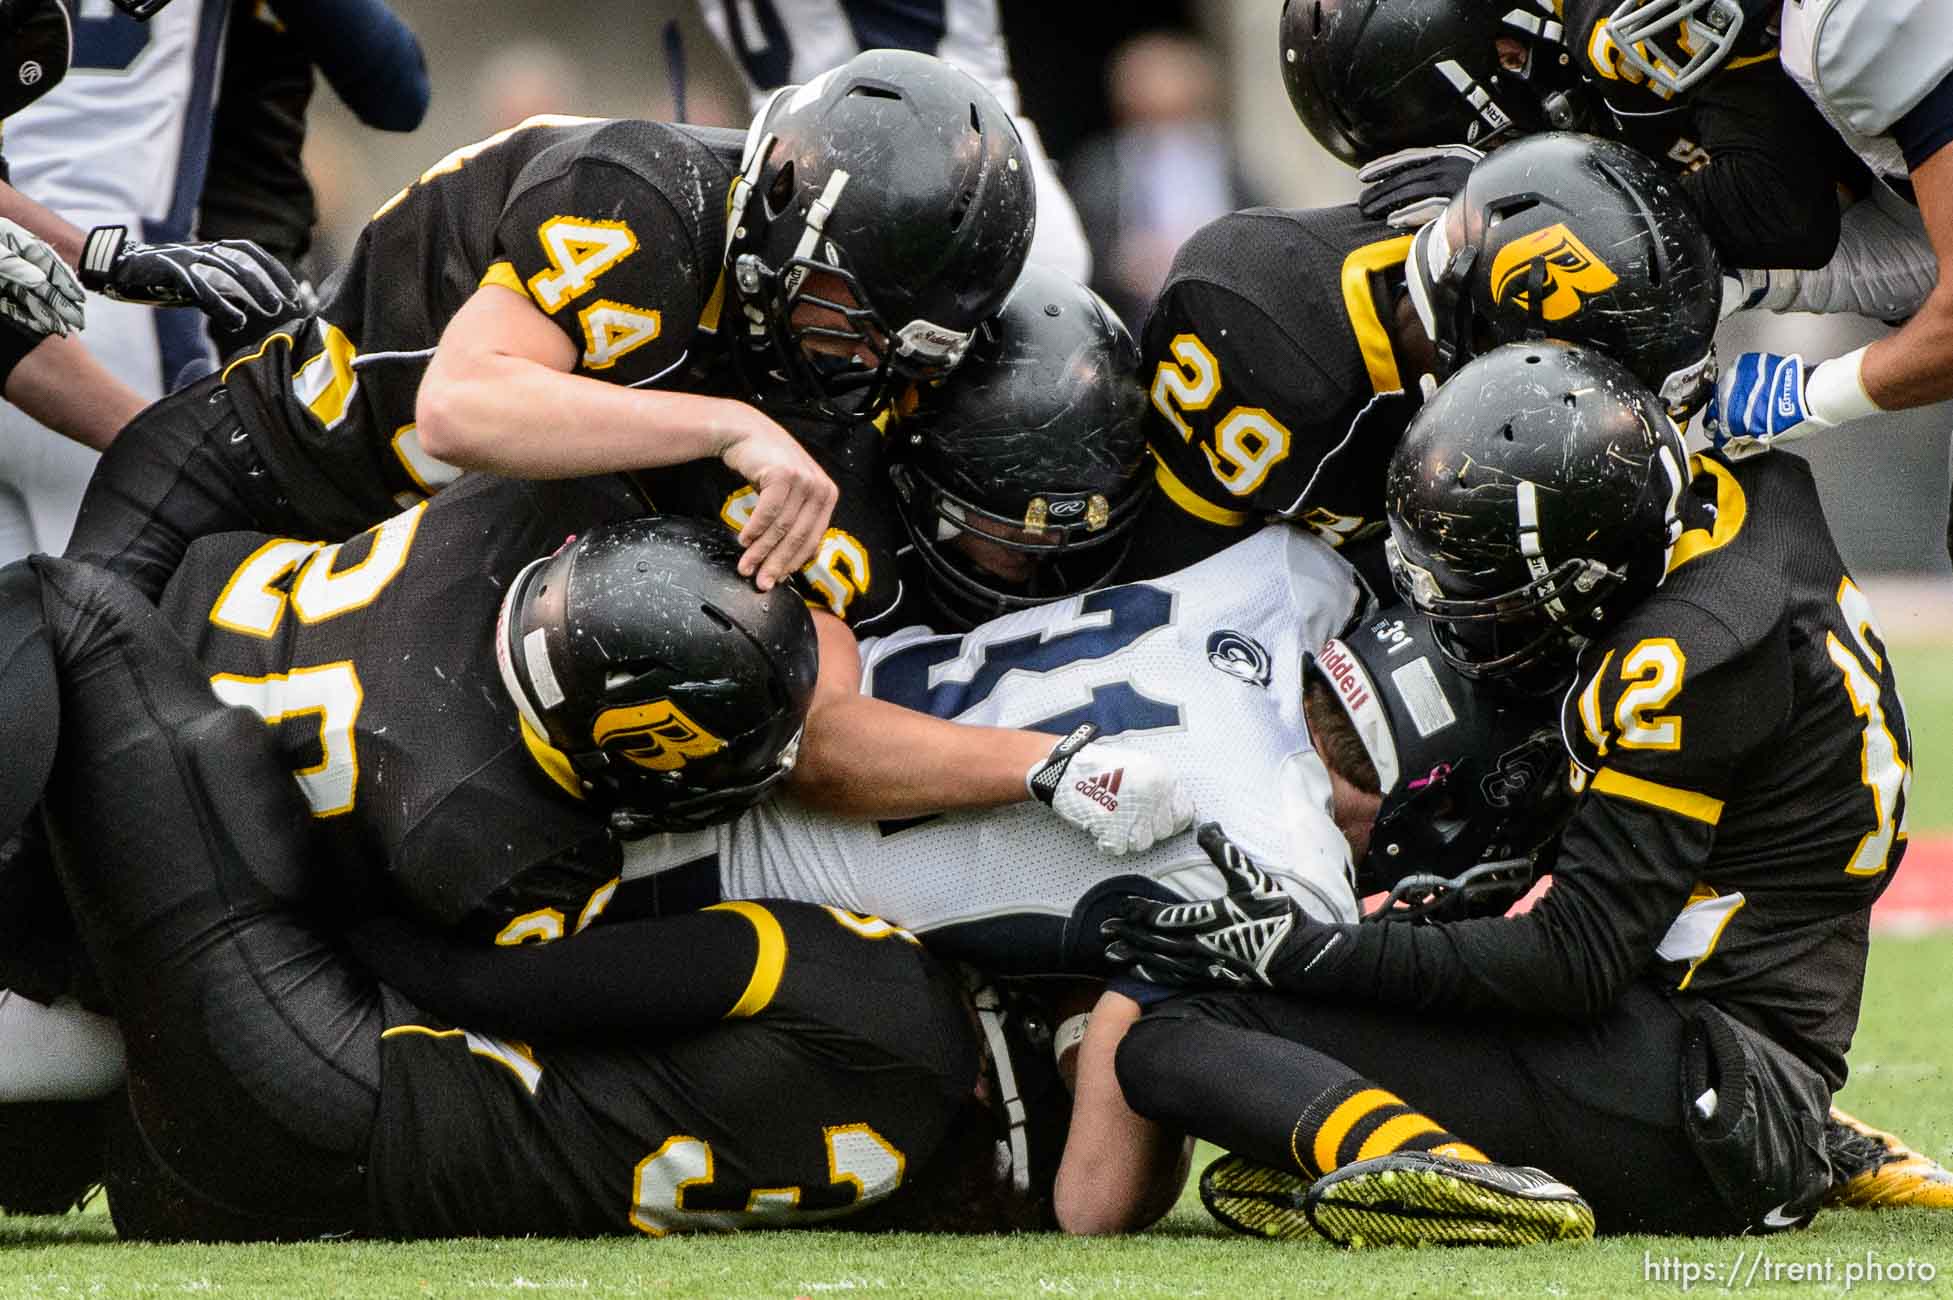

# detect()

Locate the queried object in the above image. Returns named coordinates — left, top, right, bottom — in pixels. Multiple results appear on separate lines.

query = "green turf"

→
left=5, top=937, right=1950, bottom=1298
left=1892, top=643, right=1953, bottom=832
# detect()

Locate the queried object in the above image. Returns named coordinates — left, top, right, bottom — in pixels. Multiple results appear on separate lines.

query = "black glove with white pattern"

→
left=1103, top=822, right=1331, bottom=988
left=79, top=224, right=303, bottom=334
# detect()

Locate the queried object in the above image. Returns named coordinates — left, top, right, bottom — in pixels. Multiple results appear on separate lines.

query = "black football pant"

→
left=20, top=556, right=902, bottom=1238
left=63, top=371, right=308, bottom=603
left=1118, top=983, right=1754, bottom=1236
left=30, top=555, right=380, bottom=1239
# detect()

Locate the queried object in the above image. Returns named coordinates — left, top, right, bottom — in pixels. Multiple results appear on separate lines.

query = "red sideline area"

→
left=1370, top=837, right=1953, bottom=934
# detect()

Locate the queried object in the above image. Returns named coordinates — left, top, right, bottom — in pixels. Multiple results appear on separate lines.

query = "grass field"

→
left=3, top=651, right=1946, bottom=1297
left=2, top=932, right=1947, bottom=1296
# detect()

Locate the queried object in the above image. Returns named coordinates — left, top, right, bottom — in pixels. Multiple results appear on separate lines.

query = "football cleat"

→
left=1825, top=1108, right=1953, bottom=1210
left=1304, top=1152, right=1595, bottom=1248
left=1199, top=1153, right=1319, bottom=1241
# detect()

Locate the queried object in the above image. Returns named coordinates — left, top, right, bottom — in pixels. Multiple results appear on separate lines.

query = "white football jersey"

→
left=1779, top=0, right=1953, bottom=181
left=4, top=0, right=227, bottom=233
left=623, top=525, right=1367, bottom=973
left=702, top=0, right=1017, bottom=113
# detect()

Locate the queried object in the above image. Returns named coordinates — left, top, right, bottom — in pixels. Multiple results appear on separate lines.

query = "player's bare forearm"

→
left=1053, top=991, right=1192, bottom=1235
left=789, top=610, right=1055, bottom=817
left=1861, top=286, right=1953, bottom=409
left=416, top=284, right=752, bottom=477
left=0, top=183, right=85, bottom=267
left=1861, top=142, right=1953, bottom=410
left=3, top=335, right=147, bottom=451
left=791, top=694, right=1052, bottom=816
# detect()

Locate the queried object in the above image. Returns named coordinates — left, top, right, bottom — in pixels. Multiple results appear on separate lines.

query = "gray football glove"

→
left=0, top=217, right=84, bottom=341
left=1355, top=144, right=1483, bottom=230
left=79, top=224, right=303, bottom=334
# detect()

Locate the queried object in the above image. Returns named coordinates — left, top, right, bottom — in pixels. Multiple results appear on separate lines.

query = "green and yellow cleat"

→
left=1825, top=1108, right=1953, bottom=1210
left=1198, top=1153, right=1319, bottom=1241
left=1302, top=1151, right=1595, bottom=1248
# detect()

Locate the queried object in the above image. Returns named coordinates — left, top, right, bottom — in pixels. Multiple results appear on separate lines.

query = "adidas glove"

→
left=1103, top=822, right=1342, bottom=988
left=0, top=217, right=84, bottom=341
left=1027, top=722, right=1195, bottom=856
left=79, top=225, right=303, bottom=335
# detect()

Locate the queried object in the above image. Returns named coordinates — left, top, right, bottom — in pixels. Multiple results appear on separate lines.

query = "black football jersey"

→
left=636, top=411, right=909, bottom=630
left=365, top=900, right=977, bottom=1238
left=158, top=472, right=649, bottom=940
left=1123, top=204, right=1424, bottom=580
left=222, top=117, right=745, bottom=533
left=1556, top=451, right=1907, bottom=1087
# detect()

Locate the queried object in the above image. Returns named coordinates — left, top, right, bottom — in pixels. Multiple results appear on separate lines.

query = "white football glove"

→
left=1026, top=722, right=1195, bottom=856
left=0, top=217, right=84, bottom=341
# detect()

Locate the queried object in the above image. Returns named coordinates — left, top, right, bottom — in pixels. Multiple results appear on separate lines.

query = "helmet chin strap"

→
left=1500, top=0, right=1564, bottom=44
left=1434, top=57, right=1513, bottom=144
left=1656, top=442, right=1689, bottom=573
left=969, top=978, right=1032, bottom=1196
left=1514, top=480, right=1568, bottom=621
left=493, top=555, right=558, bottom=743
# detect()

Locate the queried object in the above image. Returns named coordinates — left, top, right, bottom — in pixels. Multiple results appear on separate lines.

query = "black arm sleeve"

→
left=272, top=0, right=430, bottom=131
left=1270, top=794, right=1708, bottom=1020
left=1681, top=62, right=1844, bottom=269
left=0, top=322, right=38, bottom=395
left=345, top=907, right=765, bottom=1040
left=1895, top=69, right=1953, bottom=172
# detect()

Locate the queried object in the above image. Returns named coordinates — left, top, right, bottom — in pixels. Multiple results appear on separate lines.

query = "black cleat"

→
left=1198, top=1152, right=1318, bottom=1240
left=1303, top=1151, right=1594, bottom=1248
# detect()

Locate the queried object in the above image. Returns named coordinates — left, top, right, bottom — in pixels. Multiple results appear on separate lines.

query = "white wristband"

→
left=1053, top=1012, right=1091, bottom=1065
left=1804, top=345, right=1882, bottom=428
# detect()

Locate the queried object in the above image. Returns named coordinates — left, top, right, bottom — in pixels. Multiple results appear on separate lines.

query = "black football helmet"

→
left=1309, top=605, right=1575, bottom=922
left=726, top=48, right=1037, bottom=419
left=1406, top=131, right=1722, bottom=421
left=1279, top=0, right=1590, bottom=165
left=888, top=264, right=1152, bottom=629
left=109, top=0, right=174, bottom=17
left=494, top=515, right=819, bottom=835
left=1565, top=0, right=1779, bottom=99
left=969, top=974, right=1073, bottom=1229
left=1385, top=341, right=1690, bottom=684
left=0, top=0, right=71, bottom=119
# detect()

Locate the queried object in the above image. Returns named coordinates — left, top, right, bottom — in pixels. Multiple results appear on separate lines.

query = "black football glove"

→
left=0, top=217, right=84, bottom=341
left=79, top=225, right=303, bottom=334
left=1103, top=822, right=1341, bottom=989
left=1355, top=144, right=1483, bottom=230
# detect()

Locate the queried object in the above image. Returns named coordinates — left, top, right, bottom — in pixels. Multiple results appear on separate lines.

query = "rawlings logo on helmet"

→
left=1489, top=224, right=1620, bottom=322
left=591, top=700, right=727, bottom=772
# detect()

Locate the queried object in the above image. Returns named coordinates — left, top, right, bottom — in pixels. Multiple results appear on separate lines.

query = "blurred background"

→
left=302, top=0, right=1952, bottom=608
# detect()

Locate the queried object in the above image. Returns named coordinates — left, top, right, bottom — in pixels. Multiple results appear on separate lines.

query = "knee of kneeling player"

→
left=1114, top=1006, right=1222, bottom=1129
